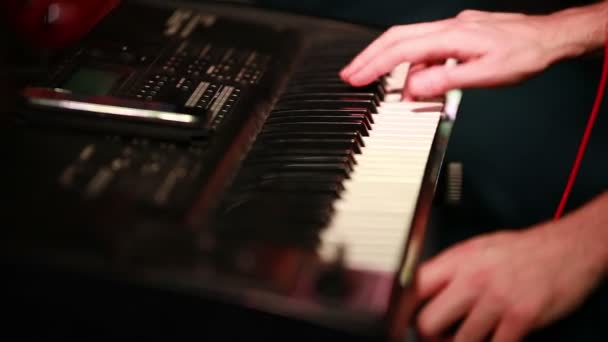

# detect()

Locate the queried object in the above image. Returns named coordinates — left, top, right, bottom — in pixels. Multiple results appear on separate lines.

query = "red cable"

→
left=554, top=30, right=608, bottom=219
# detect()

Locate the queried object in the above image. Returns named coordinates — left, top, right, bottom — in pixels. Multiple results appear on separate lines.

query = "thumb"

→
left=406, top=57, right=503, bottom=98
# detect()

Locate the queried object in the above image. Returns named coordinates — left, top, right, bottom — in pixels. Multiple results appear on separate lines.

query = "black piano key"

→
left=260, top=123, right=368, bottom=142
left=242, top=154, right=354, bottom=169
left=256, top=138, right=361, bottom=154
left=269, top=108, right=374, bottom=124
left=231, top=172, right=347, bottom=189
left=241, top=155, right=354, bottom=174
left=246, top=148, right=357, bottom=165
left=229, top=175, right=343, bottom=192
left=232, top=172, right=347, bottom=187
left=234, top=162, right=353, bottom=180
left=279, top=88, right=376, bottom=98
left=256, top=131, right=365, bottom=147
left=285, top=83, right=386, bottom=98
left=261, top=120, right=369, bottom=138
left=274, top=99, right=377, bottom=114
left=264, top=115, right=371, bottom=132
left=279, top=92, right=381, bottom=107
left=225, top=192, right=337, bottom=206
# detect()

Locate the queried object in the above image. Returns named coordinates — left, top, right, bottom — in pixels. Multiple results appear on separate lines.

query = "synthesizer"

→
left=1, top=0, right=460, bottom=339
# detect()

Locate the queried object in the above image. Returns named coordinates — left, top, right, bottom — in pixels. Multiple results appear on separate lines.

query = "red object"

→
left=1, top=0, right=120, bottom=49
left=554, top=28, right=608, bottom=219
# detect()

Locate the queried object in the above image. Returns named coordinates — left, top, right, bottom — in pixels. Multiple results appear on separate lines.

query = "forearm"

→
left=544, top=0, right=608, bottom=60
left=571, top=191, right=608, bottom=277
left=538, top=191, right=608, bottom=279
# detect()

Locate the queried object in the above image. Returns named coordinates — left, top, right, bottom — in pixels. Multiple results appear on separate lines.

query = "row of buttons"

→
left=163, top=43, right=270, bottom=85
left=135, top=74, right=176, bottom=101
left=234, top=52, right=270, bottom=84
left=208, top=87, right=240, bottom=130
left=181, top=81, right=241, bottom=128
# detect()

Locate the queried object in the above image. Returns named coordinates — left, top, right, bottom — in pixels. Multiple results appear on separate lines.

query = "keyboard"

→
left=1, top=0, right=460, bottom=339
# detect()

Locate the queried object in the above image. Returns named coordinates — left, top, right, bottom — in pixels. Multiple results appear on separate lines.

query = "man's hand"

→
left=340, top=5, right=607, bottom=98
left=413, top=193, right=608, bottom=342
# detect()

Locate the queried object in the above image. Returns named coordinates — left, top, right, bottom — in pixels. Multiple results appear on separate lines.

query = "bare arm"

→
left=340, top=1, right=608, bottom=98
left=549, top=1, right=608, bottom=59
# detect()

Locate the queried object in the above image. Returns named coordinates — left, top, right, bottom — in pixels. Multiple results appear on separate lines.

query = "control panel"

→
left=18, top=4, right=298, bottom=141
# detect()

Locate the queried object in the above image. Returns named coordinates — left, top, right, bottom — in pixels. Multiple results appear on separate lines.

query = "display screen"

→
left=63, top=67, right=121, bottom=96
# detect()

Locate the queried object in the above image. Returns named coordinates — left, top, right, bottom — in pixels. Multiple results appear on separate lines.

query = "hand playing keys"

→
left=340, top=9, right=592, bottom=99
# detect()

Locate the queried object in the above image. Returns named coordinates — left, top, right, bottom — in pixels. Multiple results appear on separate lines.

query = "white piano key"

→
left=383, top=93, right=404, bottom=103
left=318, top=60, right=442, bottom=272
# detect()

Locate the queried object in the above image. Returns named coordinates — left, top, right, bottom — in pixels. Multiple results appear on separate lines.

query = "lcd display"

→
left=63, top=67, right=121, bottom=96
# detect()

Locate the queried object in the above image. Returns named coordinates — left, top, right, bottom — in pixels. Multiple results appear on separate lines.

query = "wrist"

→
left=550, top=192, right=608, bottom=279
left=543, top=1, right=608, bottom=61
left=587, top=192, right=608, bottom=277
left=594, top=192, right=608, bottom=276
